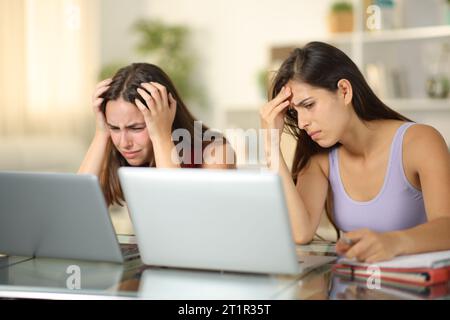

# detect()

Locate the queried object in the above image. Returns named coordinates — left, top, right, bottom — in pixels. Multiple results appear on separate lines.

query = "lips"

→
left=122, top=150, right=140, bottom=158
left=308, top=131, right=321, bottom=139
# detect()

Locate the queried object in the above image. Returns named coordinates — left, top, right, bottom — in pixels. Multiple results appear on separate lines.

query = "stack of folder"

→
left=332, top=250, right=450, bottom=288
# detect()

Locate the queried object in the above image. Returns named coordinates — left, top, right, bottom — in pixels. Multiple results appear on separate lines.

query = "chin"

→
left=126, top=158, right=145, bottom=166
left=316, top=139, right=336, bottom=148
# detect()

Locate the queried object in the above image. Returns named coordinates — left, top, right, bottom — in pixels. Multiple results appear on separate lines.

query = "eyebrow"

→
left=292, top=97, right=314, bottom=107
left=106, top=122, right=146, bottom=129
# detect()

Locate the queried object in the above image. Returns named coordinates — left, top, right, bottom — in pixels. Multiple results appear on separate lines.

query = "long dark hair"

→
left=99, top=63, right=211, bottom=206
left=270, top=42, right=411, bottom=236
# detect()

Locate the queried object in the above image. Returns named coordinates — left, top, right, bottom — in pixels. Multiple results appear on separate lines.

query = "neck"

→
left=339, top=115, right=385, bottom=159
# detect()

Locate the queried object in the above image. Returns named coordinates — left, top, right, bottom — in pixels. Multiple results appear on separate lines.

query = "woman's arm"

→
left=277, top=151, right=329, bottom=244
left=152, top=135, right=181, bottom=169
left=260, top=86, right=328, bottom=243
left=77, top=132, right=110, bottom=176
left=340, top=125, right=450, bottom=262
left=136, top=82, right=181, bottom=168
left=394, top=124, right=450, bottom=254
left=78, top=79, right=112, bottom=176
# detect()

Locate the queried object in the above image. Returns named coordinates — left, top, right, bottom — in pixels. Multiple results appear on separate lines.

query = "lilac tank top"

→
left=328, top=122, right=427, bottom=232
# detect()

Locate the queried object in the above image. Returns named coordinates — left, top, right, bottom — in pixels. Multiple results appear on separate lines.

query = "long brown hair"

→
left=270, top=42, right=411, bottom=236
left=99, top=63, right=212, bottom=206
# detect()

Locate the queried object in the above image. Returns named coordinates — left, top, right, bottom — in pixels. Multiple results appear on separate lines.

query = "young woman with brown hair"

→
left=260, top=42, right=450, bottom=263
left=79, top=63, right=234, bottom=206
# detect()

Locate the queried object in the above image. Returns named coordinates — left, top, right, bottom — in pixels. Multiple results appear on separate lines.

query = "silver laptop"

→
left=118, top=168, right=335, bottom=275
left=0, top=171, right=139, bottom=263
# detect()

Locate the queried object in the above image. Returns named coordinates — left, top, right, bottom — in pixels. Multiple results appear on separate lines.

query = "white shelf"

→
left=362, top=25, right=450, bottom=43
left=295, top=25, right=450, bottom=46
left=384, top=98, right=450, bottom=112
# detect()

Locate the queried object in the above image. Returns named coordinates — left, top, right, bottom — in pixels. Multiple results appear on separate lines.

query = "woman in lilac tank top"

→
left=260, top=42, right=450, bottom=263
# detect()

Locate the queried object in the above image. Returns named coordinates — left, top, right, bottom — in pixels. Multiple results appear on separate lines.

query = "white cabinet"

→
left=227, top=0, right=450, bottom=147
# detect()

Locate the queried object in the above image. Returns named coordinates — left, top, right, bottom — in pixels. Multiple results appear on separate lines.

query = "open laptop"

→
left=118, top=168, right=335, bottom=275
left=0, top=171, right=139, bottom=263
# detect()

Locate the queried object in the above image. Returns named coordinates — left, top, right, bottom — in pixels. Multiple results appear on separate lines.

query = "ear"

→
left=337, top=79, right=353, bottom=106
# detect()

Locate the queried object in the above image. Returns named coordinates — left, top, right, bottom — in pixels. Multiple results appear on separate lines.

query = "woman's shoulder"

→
left=403, top=123, right=448, bottom=169
left=376, top=120, right=443, bottom=148
left=308, top=151, right=330, bottom=178
left=404, top=123, right=445, bottom=144
left=403, top=123, right=446, bottom=153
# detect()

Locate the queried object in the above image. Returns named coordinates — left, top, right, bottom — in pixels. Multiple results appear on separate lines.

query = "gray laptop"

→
left=0, top=171, right=139, bottom=263
left=118, top=168, right=335, bottom=275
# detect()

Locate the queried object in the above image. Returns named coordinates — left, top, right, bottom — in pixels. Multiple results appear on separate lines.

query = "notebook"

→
left=333, top=250, right=450, bottom=287
left=330, top=275, right=450, bottom=300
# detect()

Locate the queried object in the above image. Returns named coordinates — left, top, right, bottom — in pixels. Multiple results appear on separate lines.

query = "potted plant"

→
left=328, top=1, right=354, bottom=33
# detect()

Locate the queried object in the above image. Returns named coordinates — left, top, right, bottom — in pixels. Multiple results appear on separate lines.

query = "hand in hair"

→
left=92, top=78, right=112, bottom=136
left=260, top=86, right=292, bottom=135
left=135, top=82, right=177, bottom=142
left=260, top=86, right=292, bottom=167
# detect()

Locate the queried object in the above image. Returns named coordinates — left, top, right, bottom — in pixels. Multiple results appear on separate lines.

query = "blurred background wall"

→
left=1, top=0, right=450, bottom=237
left=1, top=0, right=449, bottom=173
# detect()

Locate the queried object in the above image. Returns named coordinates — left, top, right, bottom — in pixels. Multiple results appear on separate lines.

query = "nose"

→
left=297, top=109, right=311, bottom=130
left=119, top=130, right=133, bottom=149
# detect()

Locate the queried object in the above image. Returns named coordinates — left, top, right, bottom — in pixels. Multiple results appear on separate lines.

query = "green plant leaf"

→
left=331, top=1, right=353, bottom=12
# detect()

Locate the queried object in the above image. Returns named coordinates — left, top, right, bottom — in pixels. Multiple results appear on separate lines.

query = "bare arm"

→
left=395, top=125, right=450, bottom=254
left=341, top=125, right=450, bottom=262
left=136, top=82, right=181, bottom=168
left=276, top=151, right=329, bottom=243
left=77, top=132, right=110, bottom=176
left=77, top=79, right=112, bottom=177
left=152, top=135, right=181, bottom=169
left=260, top=86, right=328, bottom=243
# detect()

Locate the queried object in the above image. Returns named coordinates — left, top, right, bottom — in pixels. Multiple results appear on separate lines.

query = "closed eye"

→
left=130, top=127, right=145, bottom=132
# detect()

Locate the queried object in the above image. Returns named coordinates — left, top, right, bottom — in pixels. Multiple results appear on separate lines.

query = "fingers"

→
left=93, top=79, right=112, bottom=99
left=134, top=98, right=152, bottom=117
left=93, top=85, right=110, bottom=102
left=345, top=240, right=370, bottom=261
left=271, top=86, right=292, bottom=108
left=266, top=100, right=290, bottom=121
left=136, top=87, right=155, bottom=111
left=261, top=86, right=291, bottom=118
left=343, top=229, right=369, bottom=243
left=261, top=100, right=290, bottom=131
left=92, top=80, right=112, bottom=111
left=168, top=92, right=177, bottom=115
left=345, top=237, right=379, bottom=262
left=93, top=97, right=105, bottom=110
left=140, top=82, right=163, bottom=110
left=96, top=78, right=112, bottom=89
left=335, top=240, right=351, bottom=255
left=148, top=82, right=169, bottom=108
left=341, top=229, right=394, bottom=263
